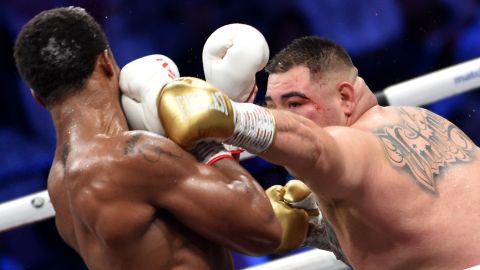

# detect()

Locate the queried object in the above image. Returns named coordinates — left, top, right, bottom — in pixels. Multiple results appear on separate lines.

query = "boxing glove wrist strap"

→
left=287, top=193, right=321, bottom=224
left=223, top=143, right=245, bottom=155
left=190, top=141, right=233, bottom=165
left=226, top=103, right=275, bottom=154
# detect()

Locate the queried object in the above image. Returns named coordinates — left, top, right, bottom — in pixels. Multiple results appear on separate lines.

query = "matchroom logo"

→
left=454, top=67, right=480, bottom=84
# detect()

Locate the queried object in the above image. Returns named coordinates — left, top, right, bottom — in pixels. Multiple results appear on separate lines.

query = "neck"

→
left=346, top=77, right=378, bottom=126
left=50, top=78, right=128, bottom=146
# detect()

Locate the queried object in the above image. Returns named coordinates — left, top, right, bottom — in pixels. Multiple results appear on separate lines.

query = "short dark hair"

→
left=265, top=36, right=354, bottom=76
left=14, top=6, right=109, bottom=106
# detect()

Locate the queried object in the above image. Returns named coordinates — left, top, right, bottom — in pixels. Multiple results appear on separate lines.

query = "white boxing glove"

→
left=119, top=54, right=180, bottom=135
left=202, top=23, right=269, bottom=103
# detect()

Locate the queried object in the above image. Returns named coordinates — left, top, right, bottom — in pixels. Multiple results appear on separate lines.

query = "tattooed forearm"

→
left=304, top=218, right=349, bottom=265
left=375, top=107, right=475, bottom=194
left=124, top=133, right=183, bottom=163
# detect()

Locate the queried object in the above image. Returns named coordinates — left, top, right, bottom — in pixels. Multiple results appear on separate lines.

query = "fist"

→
left=119, top=54, right=180, bottom=135
left=283, top=180, right=321, bottom=224
left=266, top=182, right=309, bottom=253
left=202, top=23, right=269, bottom=102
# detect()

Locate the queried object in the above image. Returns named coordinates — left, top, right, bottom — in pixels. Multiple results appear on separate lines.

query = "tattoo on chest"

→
left=124, top=133, right=183, bottom=163
left=375, top=107, right=475, bottom=194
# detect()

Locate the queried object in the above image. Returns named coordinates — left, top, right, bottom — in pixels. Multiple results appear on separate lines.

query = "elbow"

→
left=238, top=215, right=282, bottom=256
left=256, top=221, right=283, bottom=255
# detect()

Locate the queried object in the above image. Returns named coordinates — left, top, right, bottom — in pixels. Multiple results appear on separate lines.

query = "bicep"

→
left=123, top=132, right=279, bottom=252
left=134, top=143, right=278, bottom=252
left=158, top=161, right=270, bottom=234
left=306, top=127, right=382, bottom=199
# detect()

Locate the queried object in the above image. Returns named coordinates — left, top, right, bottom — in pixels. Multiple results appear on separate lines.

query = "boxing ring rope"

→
left=0, top=190, right=53, bottom=232
left=242, top=249, right=349, bottom=270
left=375, top=57, right=480, bottom=106
left=1, top=57, right=480, bottom=269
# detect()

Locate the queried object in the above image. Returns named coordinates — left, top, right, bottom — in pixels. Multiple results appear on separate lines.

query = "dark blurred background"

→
left=0, top=0, right=479, bottom=269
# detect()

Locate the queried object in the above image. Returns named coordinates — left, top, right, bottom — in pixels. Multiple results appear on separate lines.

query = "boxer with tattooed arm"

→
left=154, top=36, right=480, bottom=270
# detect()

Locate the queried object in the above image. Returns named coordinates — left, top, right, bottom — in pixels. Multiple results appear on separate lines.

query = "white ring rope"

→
left=376, top=57, right=480, bottom=106
left=241, top=249, right=349, bottom=270
left=1, top=57, right=479, bottom=269
left=0, top=190, right=54, bottom=232
left=0, top=151, right=256, bottom=233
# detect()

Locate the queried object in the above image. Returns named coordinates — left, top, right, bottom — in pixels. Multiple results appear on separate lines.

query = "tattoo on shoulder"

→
left=124, top=133, right=183, bottom=163
left=62, top=143, right=70, bottom=167
left=375, top=107, right=475, bottom=194
left=124, top=133, right=142, bottom=155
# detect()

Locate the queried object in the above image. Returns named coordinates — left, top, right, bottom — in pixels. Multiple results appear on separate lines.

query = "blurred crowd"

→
left=0, top=0, right=479, bottom=269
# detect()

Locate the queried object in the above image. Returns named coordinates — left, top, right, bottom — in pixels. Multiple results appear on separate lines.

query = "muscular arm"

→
left=124, top=131, right=281, bottom=255
left=261, top=109, right=379, bottom=199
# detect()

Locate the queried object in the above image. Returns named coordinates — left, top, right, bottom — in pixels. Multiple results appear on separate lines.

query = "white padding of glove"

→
left=120, top=54, right=180, bottom=135
left=202, top=23, right=269, bottom=102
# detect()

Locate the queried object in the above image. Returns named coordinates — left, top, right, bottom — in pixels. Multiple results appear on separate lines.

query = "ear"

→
left=337, top=81, right=355, bottom=117
left=98, top=49, right=116, bottom=77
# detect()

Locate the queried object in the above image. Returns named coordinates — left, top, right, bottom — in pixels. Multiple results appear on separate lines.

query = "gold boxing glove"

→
left=157, top=77, right=275, bottom=153
left=283, top=180, right=321, bottom=224
left=269, top=181, right=350, bottom=265
left=158, top=77, right=235, bottom=148
left=266, top=183, right=309, bottom=253
left=266, top=180, right=321, bottom=253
